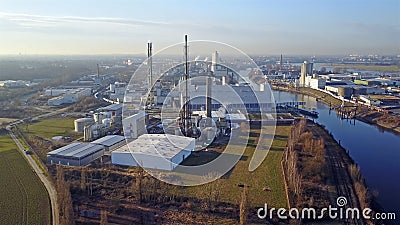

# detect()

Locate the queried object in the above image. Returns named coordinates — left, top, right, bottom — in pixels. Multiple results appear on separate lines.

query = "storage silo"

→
left=74, top=118, right=95, bottom=132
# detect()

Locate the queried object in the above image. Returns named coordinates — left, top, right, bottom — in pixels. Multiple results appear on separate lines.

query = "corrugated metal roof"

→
left=64, top=144, right=103, bottom=158
left=48, top=142, right=104, bottom=159
left=91, top=135, right=125, bottom=147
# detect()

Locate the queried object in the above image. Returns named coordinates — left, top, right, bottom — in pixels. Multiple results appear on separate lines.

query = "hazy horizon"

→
left=1, top=0, right=399, bottom=55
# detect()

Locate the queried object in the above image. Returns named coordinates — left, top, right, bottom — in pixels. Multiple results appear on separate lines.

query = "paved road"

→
left=6, top=126, right=60, bottom=225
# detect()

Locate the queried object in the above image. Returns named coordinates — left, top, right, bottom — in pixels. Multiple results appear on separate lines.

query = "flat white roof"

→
left=113, top=134, right=194, bottom=159
left=91, top=135, right=125, bottom=147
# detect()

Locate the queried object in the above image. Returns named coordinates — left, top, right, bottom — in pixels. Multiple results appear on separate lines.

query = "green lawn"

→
left=0, top=135, right=50, bottom=225
left=170, top=125, right=290, bottom=209
left=22, top=117, right=75, bottom=139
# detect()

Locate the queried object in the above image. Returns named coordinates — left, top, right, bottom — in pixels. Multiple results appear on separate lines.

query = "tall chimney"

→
left=147, top=41, right=153, bottom=93
left=206, top=77, right=212, bottom=118
left=183, top=35, right=191, bottom=135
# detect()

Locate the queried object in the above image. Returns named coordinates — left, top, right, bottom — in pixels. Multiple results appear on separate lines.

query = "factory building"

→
left=74, top=118, right=95, bottom=132
left=47, top=142, right=104, bottom=166
left=326, top=85, right=385, bottom=99
left=123, top=112, right=146, bottom=140
left=97, top=104, right=123, bottom=117
left=299, top=61, right=313, bottom=87
left=325, top=85, right=354, bottom=99
left=44, top=89, right=70, bottom=96
left=111, top=134, right=195, bottom=171
left=109, top=82, right=127, bottom=102
left=48, top=88, right=92, bottom=106
left=304, top=75, right=326, bottom=90
left=359, top=95, right=381, bottom=106
left=158, top=83, right=275, bottom=112
left=83, top=123, right=109, bottom=142
left=297, top=61, right=326, bottom=90
left=91, top=135, right=125, bottom=151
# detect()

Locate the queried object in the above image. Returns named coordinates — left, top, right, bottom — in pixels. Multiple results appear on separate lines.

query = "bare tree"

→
left=200, top=172, right=222, bottom=211
left=239, top=185, right=248, bottom=225
left=100, top=210, right=108, bottom=225
left=56, top=165, right=75, bottom=225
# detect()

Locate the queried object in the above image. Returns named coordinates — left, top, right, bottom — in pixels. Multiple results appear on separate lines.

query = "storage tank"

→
left=110, top=84, right=115, bottom=92
left=74, top=118, right=95, bottom=132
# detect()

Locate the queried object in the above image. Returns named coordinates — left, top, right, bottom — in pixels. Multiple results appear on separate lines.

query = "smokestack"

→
left=206, top=77, right=212, bottom=118
left=280, top=54, right=283, bottom=69
left=147, top=41, right=153, bottom=93
left=183, top=35, right=191, bottom=135
left=97, top=64, right=100, bottom=78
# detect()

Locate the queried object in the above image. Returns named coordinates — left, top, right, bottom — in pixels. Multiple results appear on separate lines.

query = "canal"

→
left=273, top=90, right=400, bottom=217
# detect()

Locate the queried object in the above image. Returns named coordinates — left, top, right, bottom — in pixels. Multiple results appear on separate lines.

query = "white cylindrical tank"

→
left=94, top=113, right=101, bottom=123
left=74, top=118, right=95, bottom=132
left=260, top=83, right=265, bottom=92
left=110, top=84, right=115, bottom=92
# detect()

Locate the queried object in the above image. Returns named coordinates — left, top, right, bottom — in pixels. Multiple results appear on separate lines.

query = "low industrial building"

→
left=47, top=142, right=104, bottom=166
left=111, top=134, right=195, bottom=171
left=359, top=95, right=381, bottom=106
left=326, top=85, right=385, bottom=99
left=91, top=135, right=125, bottom=151
left=97, top=104, right=123, bottom=117
left=304, top=75, right=326, bottom=90
left=325, top=85, right=354, bottom=98
left=48, top=88, right=92, bottom=106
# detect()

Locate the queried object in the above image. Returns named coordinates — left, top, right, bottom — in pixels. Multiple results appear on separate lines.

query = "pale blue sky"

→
left=0, top=0, right=399, bottom=55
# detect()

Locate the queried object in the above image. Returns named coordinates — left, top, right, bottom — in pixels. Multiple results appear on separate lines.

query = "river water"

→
left=273, top=90, right=400, bottom=217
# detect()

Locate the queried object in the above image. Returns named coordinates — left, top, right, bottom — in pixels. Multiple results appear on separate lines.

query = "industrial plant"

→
left=44, top=35, right=311, bottom=170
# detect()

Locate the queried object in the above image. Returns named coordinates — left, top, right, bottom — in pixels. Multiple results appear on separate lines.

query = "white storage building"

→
left=91, top=135, right=126, bottom=151
left=47, top=142, right=104, bottom=166
left=123, top=112, right=146, bottom=140
left=111, top=134, right=195, bottom=171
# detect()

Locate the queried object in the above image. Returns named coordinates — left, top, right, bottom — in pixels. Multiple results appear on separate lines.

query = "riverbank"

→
left=271, top=84, right=400, bottom=134
left=282, top=119, right=383, bottom=224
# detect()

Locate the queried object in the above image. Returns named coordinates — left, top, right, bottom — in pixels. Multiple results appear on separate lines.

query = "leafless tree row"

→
left=56, top=165, right=75, bottom=225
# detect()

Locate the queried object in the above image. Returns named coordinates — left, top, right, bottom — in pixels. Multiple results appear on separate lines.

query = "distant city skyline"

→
left=0, top=0, right=399, bottom=55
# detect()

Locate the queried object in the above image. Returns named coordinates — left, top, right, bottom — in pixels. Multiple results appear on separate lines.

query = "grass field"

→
left=0, top=134, right=50, bottom=225
left=21, top=117, right=76, bottom=139
left=173, top=125, right=290, bottom=209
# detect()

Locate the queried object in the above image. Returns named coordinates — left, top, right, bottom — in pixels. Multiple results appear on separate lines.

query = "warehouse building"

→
left=91, top=135, right=125, bottom=151
left=47, top=142, right=104, bottom=166
left=48, top=88, right=92, bottom=106
left=111, top=134, right=195, bottom=171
